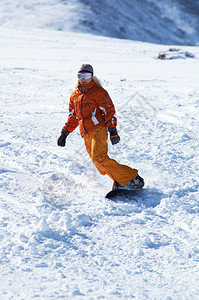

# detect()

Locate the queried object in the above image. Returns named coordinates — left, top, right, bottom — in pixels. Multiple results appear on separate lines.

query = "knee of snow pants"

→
left=83, top=126, right=138, bottom=186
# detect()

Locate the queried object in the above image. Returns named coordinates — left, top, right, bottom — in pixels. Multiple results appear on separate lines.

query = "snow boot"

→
left=113, top=174, right=144, bottom=190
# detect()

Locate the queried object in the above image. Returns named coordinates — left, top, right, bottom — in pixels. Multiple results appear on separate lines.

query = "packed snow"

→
left=1, top=26, right=199, bottom=299
left=1, top=1, right=199, bottom=299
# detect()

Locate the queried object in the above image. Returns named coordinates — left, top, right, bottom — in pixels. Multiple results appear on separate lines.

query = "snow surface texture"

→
left=0, top=0, right=199, bottom=45
left=1, top=26, right=199, bottom=299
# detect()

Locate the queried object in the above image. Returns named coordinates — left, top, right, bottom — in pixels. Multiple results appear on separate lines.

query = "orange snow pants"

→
left=83, top=126, right=138, bottom=186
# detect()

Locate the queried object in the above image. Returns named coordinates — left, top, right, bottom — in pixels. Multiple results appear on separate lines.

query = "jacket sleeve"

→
left=62, top=96, right=79, bottom=133
left=98, top=90, right=117, bottom=129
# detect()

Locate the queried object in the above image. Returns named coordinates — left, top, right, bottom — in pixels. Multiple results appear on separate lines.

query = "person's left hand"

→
left=108, top=127, right=120, bottom=145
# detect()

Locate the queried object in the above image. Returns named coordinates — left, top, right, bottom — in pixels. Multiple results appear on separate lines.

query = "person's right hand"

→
left=57, top=131, right=69, bottom=147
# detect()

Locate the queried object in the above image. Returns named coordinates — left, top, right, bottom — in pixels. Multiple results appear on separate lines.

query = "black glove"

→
left=108, top=127, right=120, bottom=145
left=57, top=130, right=69, bottom=147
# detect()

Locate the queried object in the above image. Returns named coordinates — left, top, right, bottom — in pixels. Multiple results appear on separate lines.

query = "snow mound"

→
left=157, top=48, right=196, bottom=60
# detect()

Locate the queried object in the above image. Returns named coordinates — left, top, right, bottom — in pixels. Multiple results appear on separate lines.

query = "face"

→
left=77, top=72, right=92, bottom=86
left=79, top=77, right=92, bottom=86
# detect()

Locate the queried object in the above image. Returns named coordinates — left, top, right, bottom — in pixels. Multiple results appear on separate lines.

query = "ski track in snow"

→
left=0, top=27, right=199, bottom=299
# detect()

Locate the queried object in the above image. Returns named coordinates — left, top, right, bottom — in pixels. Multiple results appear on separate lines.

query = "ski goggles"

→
left=77, top=72, right=92, bottom=79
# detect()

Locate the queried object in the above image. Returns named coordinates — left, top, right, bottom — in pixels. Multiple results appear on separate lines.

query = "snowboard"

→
left=105, top=188, right=143, bottom=200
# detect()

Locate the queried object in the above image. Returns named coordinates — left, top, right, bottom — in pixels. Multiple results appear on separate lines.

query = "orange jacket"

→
left=62, top=80, right=117, bottom=137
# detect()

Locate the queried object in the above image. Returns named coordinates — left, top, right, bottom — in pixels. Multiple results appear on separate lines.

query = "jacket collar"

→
left=78, top=80, right=96, bottom=94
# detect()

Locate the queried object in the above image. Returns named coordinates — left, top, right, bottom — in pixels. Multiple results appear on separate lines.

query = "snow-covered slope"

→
left=0, top=0, right=199, bottom=45
left=0, top=25, right=199, bottom=299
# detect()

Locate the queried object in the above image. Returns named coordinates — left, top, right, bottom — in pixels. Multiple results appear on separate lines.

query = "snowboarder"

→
left=57, top=64, right=144, bottom=190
